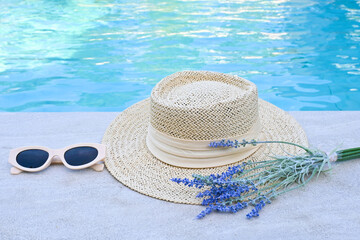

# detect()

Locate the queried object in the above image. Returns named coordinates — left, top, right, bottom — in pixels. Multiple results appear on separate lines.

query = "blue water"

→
left=1, top=0, right=360, bottom=111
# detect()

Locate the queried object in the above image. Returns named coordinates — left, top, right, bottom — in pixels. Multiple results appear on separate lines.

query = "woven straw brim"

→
left=102, top=98, right=308, bottom=204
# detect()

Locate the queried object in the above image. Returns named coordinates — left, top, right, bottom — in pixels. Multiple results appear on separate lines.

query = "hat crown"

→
left=150, top=71, right=259, bottom=141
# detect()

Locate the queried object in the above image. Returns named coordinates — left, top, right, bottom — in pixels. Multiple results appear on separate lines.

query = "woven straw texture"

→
left=102, top=71, right=308, bottom=204
left=150, top=71, right=258, bottom=140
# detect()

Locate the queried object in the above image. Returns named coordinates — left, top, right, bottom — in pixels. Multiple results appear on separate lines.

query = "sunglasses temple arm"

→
left=91, top=162, right=104, bottom=172
left=10, top=167, right=23, bottom=175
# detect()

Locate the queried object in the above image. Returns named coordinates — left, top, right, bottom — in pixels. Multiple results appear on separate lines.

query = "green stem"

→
left=336, top=147, right=360, bottom=162
left=241, top=162, right=280, bottom=174
left=337, top=147, right=360, bottom=154
left=338, top=150, right=360, bottom=157
left=337, top=154, right=360, bottom=161
left=254, top=141, right=314, bottom=156
left=267, top=167, right=318, bottom=199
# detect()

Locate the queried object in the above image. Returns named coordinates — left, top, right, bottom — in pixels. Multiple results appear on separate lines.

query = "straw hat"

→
left=102, top=71, right=308, bottom=204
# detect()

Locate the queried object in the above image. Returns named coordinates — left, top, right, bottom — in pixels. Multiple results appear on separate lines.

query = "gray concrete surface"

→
left=1, top=112, right=359, bottom=240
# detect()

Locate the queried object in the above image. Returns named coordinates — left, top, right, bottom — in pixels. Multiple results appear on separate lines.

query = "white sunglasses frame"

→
left=9, top=143, right=106, bottom=175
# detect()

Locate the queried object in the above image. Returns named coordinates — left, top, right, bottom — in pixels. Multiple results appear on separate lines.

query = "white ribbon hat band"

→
left=146, top=119, right=262, bottom=168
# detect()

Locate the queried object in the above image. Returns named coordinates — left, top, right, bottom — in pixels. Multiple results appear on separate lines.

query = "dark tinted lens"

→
left=64, top=147, right=98, bottom=166
left=16, top=149, right=49, bottom=168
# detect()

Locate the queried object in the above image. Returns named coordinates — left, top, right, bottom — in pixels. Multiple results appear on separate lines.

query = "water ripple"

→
left=0, top=0, right=359, bottom=111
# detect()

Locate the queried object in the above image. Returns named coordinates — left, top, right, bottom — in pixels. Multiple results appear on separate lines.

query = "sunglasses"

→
left=9, top=143, right=106, bottom=175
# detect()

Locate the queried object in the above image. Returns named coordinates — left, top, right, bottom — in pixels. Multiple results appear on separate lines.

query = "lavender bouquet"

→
left=171, top=140, right=360, bottom=219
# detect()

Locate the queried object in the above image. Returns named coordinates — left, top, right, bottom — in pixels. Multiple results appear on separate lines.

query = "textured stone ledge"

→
left=0, top=112, right=359, bottom=239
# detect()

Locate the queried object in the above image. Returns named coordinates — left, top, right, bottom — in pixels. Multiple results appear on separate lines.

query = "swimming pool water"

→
left=1, top=0, right=359, bottom=111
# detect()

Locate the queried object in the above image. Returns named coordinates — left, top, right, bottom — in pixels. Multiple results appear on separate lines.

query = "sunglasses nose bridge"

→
left=51, top=149, right=64, bottom=164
